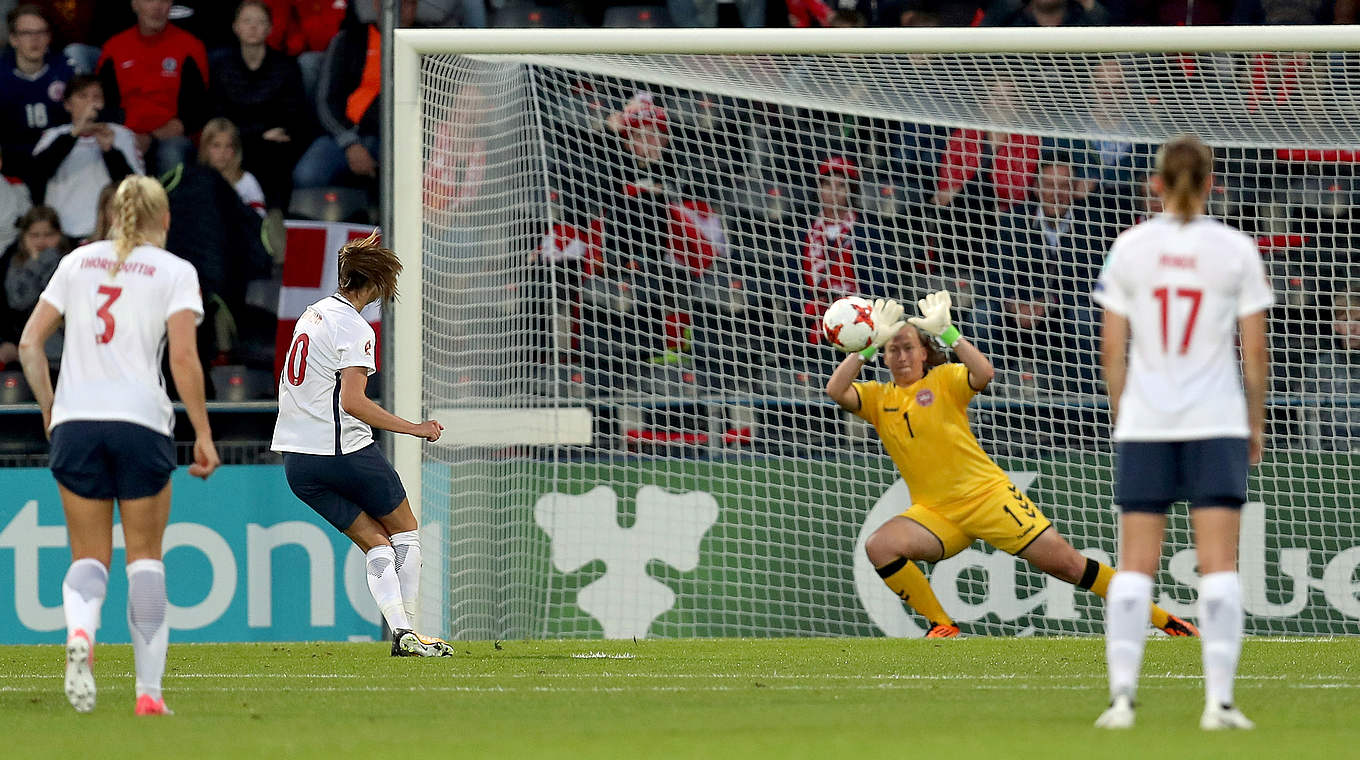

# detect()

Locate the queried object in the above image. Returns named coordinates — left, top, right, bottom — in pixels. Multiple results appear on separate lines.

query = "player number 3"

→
left=95, top=285, right=122, bottom=344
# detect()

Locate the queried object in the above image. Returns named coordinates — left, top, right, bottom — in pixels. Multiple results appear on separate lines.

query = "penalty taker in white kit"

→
left=271, top=231, right=453, bottom=657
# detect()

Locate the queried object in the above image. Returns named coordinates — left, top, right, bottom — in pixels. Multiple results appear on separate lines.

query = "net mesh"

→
left=411, top=49, right=1359, bottom=640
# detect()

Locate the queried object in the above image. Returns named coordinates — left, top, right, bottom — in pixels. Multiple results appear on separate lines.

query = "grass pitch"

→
left=3, top=637, right=1356, bottom=759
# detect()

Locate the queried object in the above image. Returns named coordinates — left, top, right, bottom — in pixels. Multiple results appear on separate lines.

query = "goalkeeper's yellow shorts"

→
left=901, top=481, right=1053, bottom=558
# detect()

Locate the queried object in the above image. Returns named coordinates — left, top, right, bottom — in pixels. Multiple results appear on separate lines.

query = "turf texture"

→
left=2, top=637, right=1356, bottom=759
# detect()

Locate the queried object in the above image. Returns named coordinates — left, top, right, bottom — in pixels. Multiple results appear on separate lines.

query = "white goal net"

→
left=393, top=29, right=1360, bottom=640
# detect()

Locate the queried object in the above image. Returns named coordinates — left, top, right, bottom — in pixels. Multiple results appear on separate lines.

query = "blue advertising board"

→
left=0, top=466, right=381, bottom=644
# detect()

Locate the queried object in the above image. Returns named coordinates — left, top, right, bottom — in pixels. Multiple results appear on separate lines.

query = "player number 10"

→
left=286, top=333, right=310, bottom=385
left=1152, top=286, right=1203, bottom=355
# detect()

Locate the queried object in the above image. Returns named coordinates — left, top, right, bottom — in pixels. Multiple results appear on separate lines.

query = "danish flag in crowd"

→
left=275, top=221, right=382, bottom=382
left=536, top=201, right=727, bottom=278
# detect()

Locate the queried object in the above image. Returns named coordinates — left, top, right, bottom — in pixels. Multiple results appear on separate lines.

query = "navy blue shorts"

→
left=1115, top=438, right=1250, bottom=514
left=283, top=443, right=407, bottom=531
left=50, top=421, right=175, bottom=501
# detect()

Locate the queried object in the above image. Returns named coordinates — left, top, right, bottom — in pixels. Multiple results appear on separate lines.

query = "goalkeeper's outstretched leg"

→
left=864, top=511, right=1195, bottom=638
left=1016, top=528, right=1198, bottom=637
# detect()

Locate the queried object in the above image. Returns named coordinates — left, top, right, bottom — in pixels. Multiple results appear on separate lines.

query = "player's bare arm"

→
left=825, top=354, right=864, bottom=412
left=1100, top=310, right=1130, bottom=422
left=950, top=337, right=994, bottom=392
left=17, top=300, right=61, bottom=436
left=167, top=309, right=219, bottom=479
left=338, top=366, right=443, bottom=441
left=1238, top=310, right=1268, bottom=465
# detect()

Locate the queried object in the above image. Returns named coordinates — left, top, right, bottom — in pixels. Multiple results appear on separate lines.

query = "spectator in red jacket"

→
left=263, top=0, right=348, bottom=55
left=786, top=0, right=835, bottom=25
left=800, top=156, right=889, bottom=345
left=927, top=76, right=1040, bottom=270
left=96, top=0, right=210, bottom=175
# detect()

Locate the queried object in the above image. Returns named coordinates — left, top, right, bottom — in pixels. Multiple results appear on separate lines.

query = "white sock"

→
left=63, top=558, right=109, bottom=644
left=126, top=559, right=168, bottom=701
left=1105, top=571, right=1153, bottom=703
left=390, top=530, right=422, bottom=625
left=365, top=545, right=411, bottom=632
left=1199, top=571, right=1243, bottom=709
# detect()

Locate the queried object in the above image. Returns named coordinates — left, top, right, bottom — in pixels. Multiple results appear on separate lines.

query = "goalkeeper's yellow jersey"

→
left=853, top=363, right=1009, bottom=508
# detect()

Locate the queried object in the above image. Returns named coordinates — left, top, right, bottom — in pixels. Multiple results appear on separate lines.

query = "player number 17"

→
left=1152, top=286, right=1202, bottom=355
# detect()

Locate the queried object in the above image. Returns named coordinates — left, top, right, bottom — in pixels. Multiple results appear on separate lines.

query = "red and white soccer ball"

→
left=821, top=296, right=876, bottom=353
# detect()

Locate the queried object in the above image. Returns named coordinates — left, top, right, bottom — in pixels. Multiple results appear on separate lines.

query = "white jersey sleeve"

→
left=1092, top=234, right=1131, bottom=317
left=1236, top=235, right=1274, bottom=317
left=334, top=314, right=377, bottom=375
left=38, top=250, right=75, bottom=314
left=166, top=262, right=205, bottom=323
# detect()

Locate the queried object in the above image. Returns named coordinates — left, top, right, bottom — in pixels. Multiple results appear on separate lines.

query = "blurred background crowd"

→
left=0, top=0, right=1355, bottom=450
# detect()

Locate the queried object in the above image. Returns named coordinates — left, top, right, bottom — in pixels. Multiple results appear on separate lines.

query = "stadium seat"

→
left=601, top=5, right=672, bottom=27
left=287, top=187, right=372, bottom=223
left=491, top=3, right=579, bottom=27
left=0, top=371, right=33, bottom=404
left=210, top=365, right=274, bottom=402
left=245, top=278, right=280, bottom=314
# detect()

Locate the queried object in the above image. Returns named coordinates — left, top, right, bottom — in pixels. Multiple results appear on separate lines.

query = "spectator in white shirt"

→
left=199, top=117, right=266, bottom=217
left=0, top=146, right=33, bottom=254
left=30, top=75, right=142, bottom=241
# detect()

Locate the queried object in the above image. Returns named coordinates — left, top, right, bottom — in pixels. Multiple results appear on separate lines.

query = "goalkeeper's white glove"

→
left=858, top=298, right=906, bottom=361
left=908, top=290, right=963, bottom=348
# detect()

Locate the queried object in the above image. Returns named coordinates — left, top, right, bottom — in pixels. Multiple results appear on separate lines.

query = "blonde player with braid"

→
left=20, top=175, right=220, bottom=715
left=826, top=295, right=1198, bottom=639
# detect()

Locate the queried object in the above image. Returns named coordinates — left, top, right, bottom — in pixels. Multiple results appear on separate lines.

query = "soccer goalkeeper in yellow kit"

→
left=825, top=292, right=1197, bottom=638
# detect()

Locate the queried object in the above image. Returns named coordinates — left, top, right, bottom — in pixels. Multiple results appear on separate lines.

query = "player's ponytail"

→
left=110, top=175, right=170, bottom=275
left=1155, top=134, right=1213, bottom=224
left=338, top=229, right=403, bottom=304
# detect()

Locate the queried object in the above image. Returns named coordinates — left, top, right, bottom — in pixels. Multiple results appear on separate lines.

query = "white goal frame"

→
left=390, top=25, right=1360, bottom=638
left=390, top=22, right=1360, bottom=527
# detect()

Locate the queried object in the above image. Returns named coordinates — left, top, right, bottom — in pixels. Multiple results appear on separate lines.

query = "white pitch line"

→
left=0, top=671, right=1308, bottom=681
left=0, top=681, right=1352, bottom=696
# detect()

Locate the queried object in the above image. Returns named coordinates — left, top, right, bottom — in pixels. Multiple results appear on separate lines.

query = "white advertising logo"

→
left=0, top=501, right=379, bottom=632
left=535, top=485, right=719, bottom=639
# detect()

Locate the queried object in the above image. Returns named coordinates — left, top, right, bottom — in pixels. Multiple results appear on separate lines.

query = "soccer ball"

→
left=821, top=296, right=876, bottom=353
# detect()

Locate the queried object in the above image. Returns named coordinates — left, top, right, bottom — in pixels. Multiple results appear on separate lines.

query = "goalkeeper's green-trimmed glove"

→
left=858, top=298, right=906, bottom=362
left=908, top=290, right=962, bottom=348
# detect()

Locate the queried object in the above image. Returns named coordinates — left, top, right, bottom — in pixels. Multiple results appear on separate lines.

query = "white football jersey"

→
left=1093, top=213, right=1273, bottom=441
left=39, top=241, right=204, bottom=436
left=271, top=295, right=377, bottom=455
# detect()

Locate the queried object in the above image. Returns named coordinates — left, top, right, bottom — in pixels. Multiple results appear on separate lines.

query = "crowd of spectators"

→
left=0, top=0, right=406, bottom=390
left=0, top=0, right=1356, bottom=451
left=526, top=52, right=1356, bottom=449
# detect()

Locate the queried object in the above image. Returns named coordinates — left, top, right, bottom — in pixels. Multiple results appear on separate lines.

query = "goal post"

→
left=393, top=27, right=1360, bottom=640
